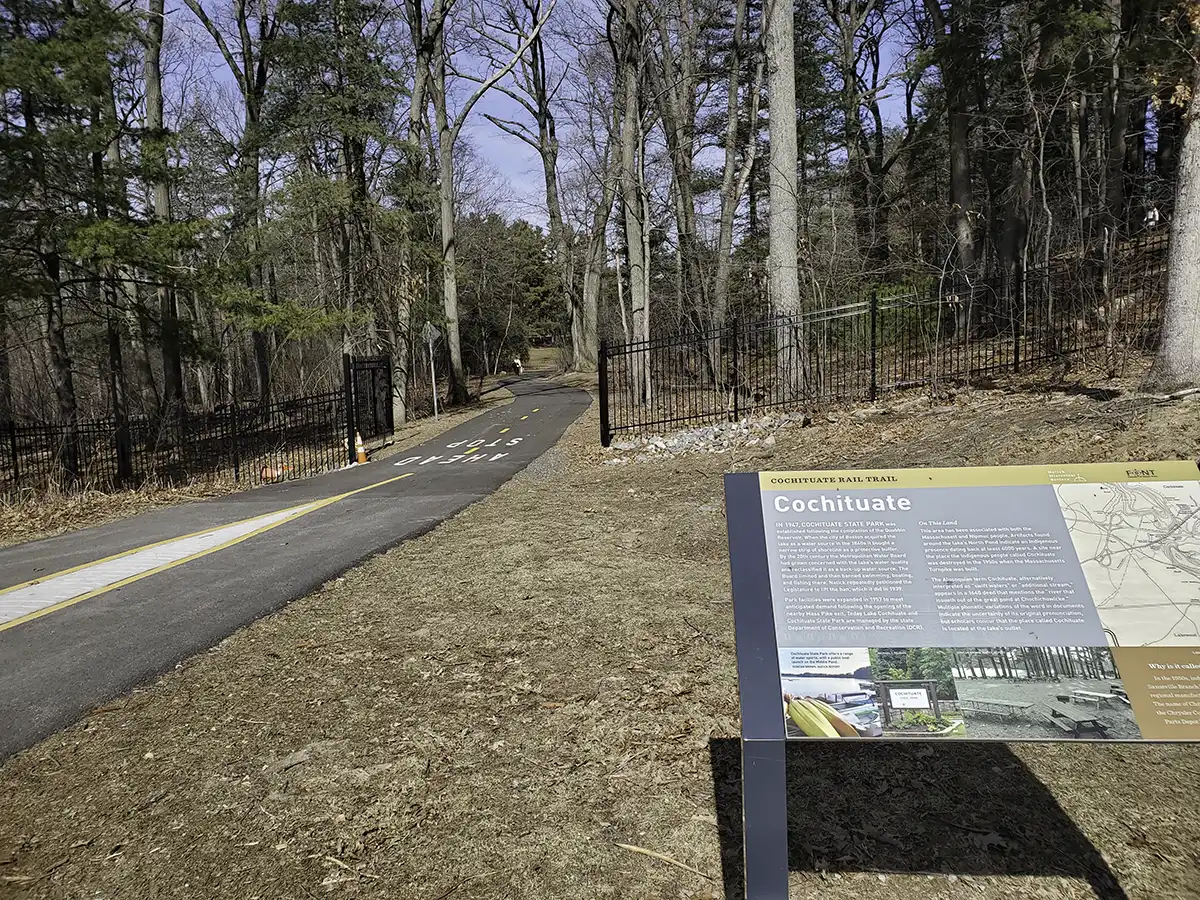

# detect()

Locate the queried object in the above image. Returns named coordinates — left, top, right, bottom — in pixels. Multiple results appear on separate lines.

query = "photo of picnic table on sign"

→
left=950, top=646, right=1139, bottom=740
left=779, top=648, right=966, bottom=738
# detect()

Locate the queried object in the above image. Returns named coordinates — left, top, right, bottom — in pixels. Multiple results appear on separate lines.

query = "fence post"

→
left=383, top=355, right=395, bottom=435
left=1013, top=270, right=1022, bottom=374
left=869, top=291, right=878, bottom=402
left=599, top=340, right=611, bottom=447
left=7, top=422, right=18, bottom=486
left=343, top=353, right=357, bottom=464
left=114, top=411, right=133, bottom=486
left=231, top=387, right=241, bottom=483
left=730, top=317, right=740, bottom=422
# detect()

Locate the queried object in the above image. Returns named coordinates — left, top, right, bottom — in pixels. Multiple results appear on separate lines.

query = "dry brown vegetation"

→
left=2, top=369, right=1200, bottom=900
left=0, top=389, right=514, bottom=550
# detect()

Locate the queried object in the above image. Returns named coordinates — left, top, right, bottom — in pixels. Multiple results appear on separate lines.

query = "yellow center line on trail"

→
left=532, top=408, right=539, bottom=412
left=520, top=416, right=529, bottom=421
left=0, top=472, right=414, bottom=633
left=464, top=447, right=478, bottom=454
left=499, top=428, right=510, bottom=434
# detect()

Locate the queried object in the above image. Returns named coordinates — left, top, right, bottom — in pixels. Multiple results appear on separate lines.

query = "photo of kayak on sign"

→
left=725, top=461, right=1200, bottom=742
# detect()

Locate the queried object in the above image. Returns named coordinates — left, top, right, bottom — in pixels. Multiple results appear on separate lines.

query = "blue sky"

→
left=172, top=4, right=551, bottom=226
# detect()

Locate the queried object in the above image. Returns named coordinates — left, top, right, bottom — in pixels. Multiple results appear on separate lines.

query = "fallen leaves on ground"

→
left=2, top=360, right=1200, bottom=899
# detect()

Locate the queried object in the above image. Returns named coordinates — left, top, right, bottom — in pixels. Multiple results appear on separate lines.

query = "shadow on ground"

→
left=710, top=738, right=1127, bottom=900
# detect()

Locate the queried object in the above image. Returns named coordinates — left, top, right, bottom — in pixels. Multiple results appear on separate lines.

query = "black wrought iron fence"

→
left=599, top=235, right=1169, bottom=445
left=351, top=355, right=395, bottom=441
left=0, top=354, right=394, bottom=495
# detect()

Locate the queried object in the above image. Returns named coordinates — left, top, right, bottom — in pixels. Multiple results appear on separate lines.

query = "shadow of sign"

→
left=709, top=738, right=1127, bottom=900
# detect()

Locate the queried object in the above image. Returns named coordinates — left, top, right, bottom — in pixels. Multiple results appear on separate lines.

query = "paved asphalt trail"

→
left=0, top=375, right=589, bottom=760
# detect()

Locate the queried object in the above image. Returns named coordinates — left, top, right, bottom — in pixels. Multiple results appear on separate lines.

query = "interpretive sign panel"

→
left=728, top=460, right=1200, bottom=744
left=725, top=461, right=1200, bottom=898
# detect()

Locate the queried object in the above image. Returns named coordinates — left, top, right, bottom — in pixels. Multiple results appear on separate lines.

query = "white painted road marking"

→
left=394, top=453, right=509, bottom=467
left=0, top=503, right=318, bottom=626
left=397, top=437, right=524, bottom=467
left=446, top=438, right=522, bottom=449
left=0, top=472, right=415, bottom=632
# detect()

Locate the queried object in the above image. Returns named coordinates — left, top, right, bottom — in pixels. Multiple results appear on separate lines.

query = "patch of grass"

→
left=1, top=376, right=1199, bottom=899
left=526, top=345, right=566, bottom=373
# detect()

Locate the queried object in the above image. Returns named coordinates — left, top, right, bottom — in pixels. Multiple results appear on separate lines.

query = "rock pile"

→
left=604, top=411, right=814, bottom=463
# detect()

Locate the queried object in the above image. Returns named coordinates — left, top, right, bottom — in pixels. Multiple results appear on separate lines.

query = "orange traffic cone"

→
left=355, top=431, right=368, bottom=464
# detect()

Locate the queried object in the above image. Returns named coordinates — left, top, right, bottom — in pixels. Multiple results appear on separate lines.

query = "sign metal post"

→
left=422, top=322, right=441, bottom=420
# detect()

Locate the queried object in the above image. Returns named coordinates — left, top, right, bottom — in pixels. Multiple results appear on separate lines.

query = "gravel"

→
left=514, top=446, right=569, bottom=482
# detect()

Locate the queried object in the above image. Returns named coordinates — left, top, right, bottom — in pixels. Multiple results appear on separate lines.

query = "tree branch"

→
left=484, top=114, right=540, bottom=148
left=448, top=0, right=558, bottom=143
left=181, top=0, right=243, bottom=95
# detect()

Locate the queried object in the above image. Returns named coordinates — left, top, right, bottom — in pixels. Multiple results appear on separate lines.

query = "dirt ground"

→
left=2, top=369, right=1200, bottom=900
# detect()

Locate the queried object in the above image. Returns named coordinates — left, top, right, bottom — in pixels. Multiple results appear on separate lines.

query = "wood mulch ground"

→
left=1, top=364, right=1199, bottom=900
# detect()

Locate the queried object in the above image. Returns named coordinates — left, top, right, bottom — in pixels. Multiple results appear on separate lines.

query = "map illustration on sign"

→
left=1056, top=480, right=1200, bottom=647
left=727, top=461, right=1200, bottom=743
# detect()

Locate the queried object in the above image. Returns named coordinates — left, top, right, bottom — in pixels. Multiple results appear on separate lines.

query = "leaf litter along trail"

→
left=0, top=387, right=513, bottom=551
left=2, top=375, right=1200, bottom=900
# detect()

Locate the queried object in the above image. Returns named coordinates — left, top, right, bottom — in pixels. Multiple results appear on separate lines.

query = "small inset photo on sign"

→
left=779, top=648, right=881, bottom=738
left=951, top=646, right=1139, bottom=740
left=868, top=648, right=966, bottom=738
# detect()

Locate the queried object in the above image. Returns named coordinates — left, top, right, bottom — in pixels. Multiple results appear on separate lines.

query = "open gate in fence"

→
left=343, top=354, right=394, bottom=464
left=348, top=355, right=394, bottom=443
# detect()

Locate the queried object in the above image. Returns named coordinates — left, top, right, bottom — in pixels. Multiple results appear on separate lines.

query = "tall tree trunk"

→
left=712, top=0, right=761, bottom=379
left=579, top=105, right=622, bottom=367
left=617, top=0, right=648, bottom=402
left=1156, top=88, right=1183, bottom=189
left=394, top=0, right=446, bottom=425
left=432, top=30, right=469, bottom=405
left=91, top=101, right=133, bottom=486
left=0, top=300, right=11, bottom=420
left=100, top=80, right=158, bottom=416
left=146, top=0, right=184, bottom=417
left=649, top=0, right=706, bottom=327
left=579, top=205, right=612, bottom=368
left=513, top=20, right=582, bottom=369
left=1125, top=94, right=1147, bottom=213
left=245, top=114, right=271, bottom=404
left=765, top=0, right=804, bottom=392
left=946, top=54, right=977, bottom=277
left=1071, top=94, right=1085, bottom=230
left=541, top=136, right=581, bottom=367
left=1103, top=0, right=1129, bottom=234
left=1147, top=46, right=1200, bottom=390
left=40, top=253, right=80, bottom=481
left=924, top=0, right=978, bottom=336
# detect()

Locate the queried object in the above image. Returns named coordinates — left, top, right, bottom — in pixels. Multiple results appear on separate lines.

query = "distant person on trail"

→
left=1143, top=206, right=1162, bottom=231
left=512, top=357, right=524, bottom=376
